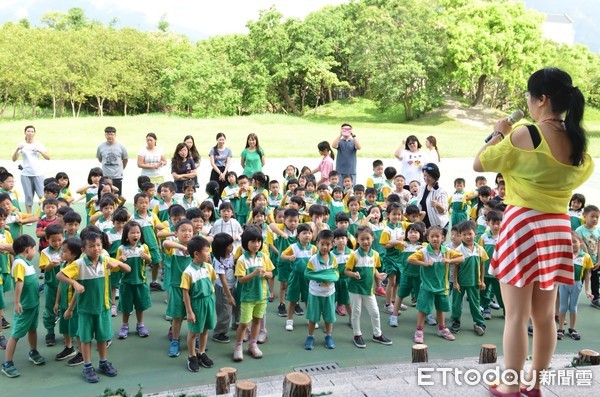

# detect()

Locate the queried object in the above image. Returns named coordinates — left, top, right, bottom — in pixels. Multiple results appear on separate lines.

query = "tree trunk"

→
left=21, top=98, right=25, bottom=118
left=403, top=98, right=414, bottom=120
left=279, top=80, right=299, bottom=115
left=0, top=88, right=8, bottom=117
left=479, top=344, right=497, bottom=364
left=52, top=94, right=57, bottom=118
left=282, top=372, right=312, bottom=397
left=473, top=74, right=487, bottom=106
left=76, top=102, right=82, bottom=117
left=96, top=96, right=104, bottom=117
left=328, top=86, right=333, bottom=102
left=124, top=100, right=128, bottom=116
left=70, top=100, right=76, bottom=117
left=215, top=371, right=230, bottom=395
left=412, top=344, right=428, bottom=363
left=146, top=100, right=150, bottom=113
left=234, top=380, right=257, bottom=397
left=576, top=349, right=600, bottom=366
left=219, top=367, right=237, bottom=384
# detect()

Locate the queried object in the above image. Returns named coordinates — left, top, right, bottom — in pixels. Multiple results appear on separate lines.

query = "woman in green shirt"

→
left=240, top=133, right=265, bottom=178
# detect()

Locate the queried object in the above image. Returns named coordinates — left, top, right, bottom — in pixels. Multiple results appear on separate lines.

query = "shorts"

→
left=306, top=294, right=336, bottom=324
left=0, top=284, right=4, bottom=310
left=166, top=286, right=185, bottom=319
left=110, top=270, right=122, bottom=290
left=398, top=274, right=421, bottom=299
left=149, top=245, right=162, bottom=265
left=78, top=310, right=112, bottom=343
left=118, top=283, right=152, bottom=313
left=416, top=289, right=450, bottom=314
left=58, top=309, right=69, bottom=335
left=188, top=295, right=216, bottom=334
left=383, top=257, right=401, bottom=277
left=69, top=312, right=79, bottom=337
left=277, top=261, right=292, bottom=283
left=11, top=306, right=39, bottom=339
left=285, top=271, right=308, bottom=303
left=335, top=277, right=350, bottom=305
left=239, top=300, right=267, bottom=324
left=2, top=273, right=12, bottom=292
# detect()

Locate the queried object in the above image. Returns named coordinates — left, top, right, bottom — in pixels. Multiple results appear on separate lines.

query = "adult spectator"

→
left=415, top=163, right=448, bottom=229
left=394, top=135, right=425, bottom=186
left=96, top=126, right=128, bottom=195
left=137, top=132, right=166, bottom=184
left=183, top=135, right=201, bottom=187
left=240, top=133, right=265, bottom=178
left=331, top=123, right=361, bottom=185
left=474, top=68, right=593, bottom=396
left=11, top=125, right=50, bottom=213
left=425, top=135, right=440, bottom=164
left=208, top=132, right=233, bottom=195
left=171, top=142, right=197, bottom=194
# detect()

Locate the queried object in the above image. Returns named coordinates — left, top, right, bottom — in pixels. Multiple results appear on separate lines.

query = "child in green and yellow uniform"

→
left=0, top=208, right=14, bottom=346
left=0, top=193, right=37, bottom=241
left=479, top=210, right=505, bottom=320
left=39, top=223, right=64, bottom=347
left=2, top=235, right=45, bottom=378
left=269, top=208, right=299, bottom=317
left=332, top=229, right=352, bottom=320
left=448, top=178, right=469, bottom=226
left=182, top=236, right=217, bottom=372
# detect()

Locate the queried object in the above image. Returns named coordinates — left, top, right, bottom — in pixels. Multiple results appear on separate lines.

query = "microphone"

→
left=484, top=109, right=524, bottom=143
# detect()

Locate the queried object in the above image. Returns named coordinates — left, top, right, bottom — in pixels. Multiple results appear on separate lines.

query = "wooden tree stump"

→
left=577, top=349, right=600, bottom=366
left=282, top=372, right=312, bottom=397
left=216, top=371, right=230, bottom=395
left=220, top=366, right=238, bottom=383
left=479, top=344, right=497, bottom=364
left=412, top=344, right=428, bottom=363
left=235, top=380, right=257, bottom=397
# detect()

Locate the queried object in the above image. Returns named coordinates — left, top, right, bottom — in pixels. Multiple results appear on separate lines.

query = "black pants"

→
left=112, top=178, right=123, bottom=197
left=210, top=166, right=227, bottom=197
left=591, top=268, right=599, bottom=301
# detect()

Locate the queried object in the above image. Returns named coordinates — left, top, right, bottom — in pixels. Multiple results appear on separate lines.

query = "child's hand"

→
left=353, top=271, right=361, bottom=280
left=187, top=312, right=196, bottom=324
left=424, top=260, right=434, bottom=266
left=50, top=260, right=60, bottom=268
left=141, top=253, right=151, bottom=262
left=479, top=281, right=486, bottom=290
left=594, top=262, right=600, bottom=270
left=254, top=268, right=266, bottom=277
left=400, top=241, right=408, bottom=248
left=454, top=283, right=460, bottom=293
left=282, top=233, right=289, bottom=239
left=64, top=308, right=73, bottom=320
left=118, top=254, right=127, bottom=262
left=74, top=282, right=85, bottom=294
left=15, top=302, right=22, bottom=315
left=287, top=254, right=296, bottom=262
left=586, top=291, right=594, bottom=300
left=53, top=303, right=59, bottom=315
left=377, top=272, right=387, bottom=281
left=228, top=295, right=236, bottom=306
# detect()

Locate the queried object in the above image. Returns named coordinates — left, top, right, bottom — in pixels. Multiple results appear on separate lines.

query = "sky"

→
left=0, top=0, right=596, bottom=50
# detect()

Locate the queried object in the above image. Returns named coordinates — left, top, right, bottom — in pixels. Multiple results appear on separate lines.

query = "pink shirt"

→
left=318, top=156, right=334, bottom=183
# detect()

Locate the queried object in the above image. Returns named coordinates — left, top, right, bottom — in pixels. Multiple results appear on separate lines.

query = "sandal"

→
left=556, top=329, right=564, bottom=340
left=488, top=384, right=521, bottom=397
left=568, top=328, right=581, bottom=340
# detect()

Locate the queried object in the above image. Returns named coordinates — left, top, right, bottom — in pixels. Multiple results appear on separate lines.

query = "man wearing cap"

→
left=331, top=123, right=362, bottom=186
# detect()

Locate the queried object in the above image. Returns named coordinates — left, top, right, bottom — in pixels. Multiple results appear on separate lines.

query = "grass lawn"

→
left=1, top=98, right=599, bottom=160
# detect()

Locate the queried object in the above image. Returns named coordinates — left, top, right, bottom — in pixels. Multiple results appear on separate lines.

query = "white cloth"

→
left=416, top=184, right=449, bottom=228
left=17, top=141, right=46, bottom=176
left=399, top=149, right=425, bottom=185
left=138, top=146, right=164, bottom=177
left=349, top=293, right=382, bottom=337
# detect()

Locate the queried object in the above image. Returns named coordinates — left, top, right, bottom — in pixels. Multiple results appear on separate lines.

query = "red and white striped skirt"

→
left=489, top=205, right=574, bottom=290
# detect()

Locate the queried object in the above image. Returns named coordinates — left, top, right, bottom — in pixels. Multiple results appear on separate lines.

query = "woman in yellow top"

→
left=474, top=68, right=593, bottom=397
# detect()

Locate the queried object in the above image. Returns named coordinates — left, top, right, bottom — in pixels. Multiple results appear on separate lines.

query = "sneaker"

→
left=268, top=293, right=274, bottom=303
left=450, top=321, right=461, bottom=334
left=187, top=355, right=200, bottom=372
left=197, top=352, right=214, bottom=368
left=482, top=309, right=492, bottom=320
left=353, top=335, right=366, bottom=348
left=212, top=333, right=231, bottom=344
left=389, top=315, right=398, bottom=327
left=285, top=320, right=294, bottom=331
left=372, top=334, right=392, bottom=345
left=233, top=345, right=244, bottom=362
left=304, top=335, right=315, bottom=350
left=45, top=333, right=56, bottom=347
left=111, top=304, right=117, bottom=317
left=248, top=343, right=263, bottom=359
left=0, top=335, right=6, bottom=349
left=437, top=327, right=456, bottom=341
left=28, top=349, right=46, bottom=365
left=1, top=360, right=19, bottom=378
left=314, top=321, right=319, bottom=329
left=399, top=303, right=408, bottom=311
left=527, top=324, right=533, bottom=336
left=136, top=323, right=149, bottom=337
left=414, top=329, right=424, bottom=343
left=168, top=326, right=173, bottom=341
left=118, top=324, right=129, bottom=339
left=591, top=299, right=600, bottom=309
left=67, top=352, right=84, bottom=366
left=106, top=339, right=112, bottom=348
left=474, top=324, right=486, bottom=336
left=294, top=304, right=304, bottom=316
left=557, top=329, right=564, bottom=340
left=55, top=346, right=76, bottom=361
left=257, top=330, right=267, bottom=344
left=115, top=288, right=120, bottom=299
left=490, top=300, right=501, bottom=310
left=383, top=304, right=394, bottom=315
left=149, top=281, right=164, bottom=291
left=375, top=286, right=386, bottom=297
left=99, top=361, right=118, bottom=377
left=325, top=335, right=335, bottom=349
left=568, top=328, right=581, bottom=341
left=277, top=303, right=287, bottom=317
left=335, top=305, right=347, bottom=316
left=1, top=318, right=10, bottom=329
left=243, top=327, right=250, bottom=342
left=82, top=366, right=99, bottom=383
left=410, top=297, right=417, bottom=307
left=425, top=314, right=437, bottom=326
left=168, top=340, right=180, bottom=357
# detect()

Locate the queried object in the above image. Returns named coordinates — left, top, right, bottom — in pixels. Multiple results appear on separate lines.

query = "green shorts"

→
left=383, top=257, right=401, bottom=277
left=78, top=310, right=112, bottom=343
left=416, top=289, right=450, bottom=314
left=306, top=294, right=336, bottom=324
left=285, top=271, right=308, bottom=303
left=277, top=261, right=292, bottom=283
left=118, top=283, right=152, bottom=313
left=58, top=308, right=69, bottom=335
left=239, top=300, right=266, bottom=324
left=163, top=264, right=171, bottom=288
left=335, top=277, right=350, bottom=305
left=11, top=306, right=39, bottom=339
left=149, top=245, right=162, bottom=265
left=187, top=295, right=216, bottom=334
left=69, top=312, right=79, bottom=338
left=0, top=284, right=4, bottom=310
left=398, top=274, right=421, bottom=299
left=1, top=273, right=12, bottom=292
left=166, top=286, right=185, bottom=319
left=110, top=270, right=122, bottom=291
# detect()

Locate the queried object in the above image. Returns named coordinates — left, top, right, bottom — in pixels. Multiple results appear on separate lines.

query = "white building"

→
left=542, top=14, right=575, bottom=45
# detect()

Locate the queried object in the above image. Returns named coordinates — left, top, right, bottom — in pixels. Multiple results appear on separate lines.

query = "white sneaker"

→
left=285, top=320, right=294, bottom=331
left=257, top=330, right=267, bottom=344
left=389, top=315, right=398, bottom=327
left=110, top=304, right=117, bottom=317
left=315, top=322, right=319, bottom=329
left=399, top=303, right=408, bottom=311
left=383, top=304, right=394, bottom=314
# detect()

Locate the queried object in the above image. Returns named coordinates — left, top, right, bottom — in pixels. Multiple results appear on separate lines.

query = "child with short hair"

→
left=281, top=224, right=316, bottom=331
left=346, top=196, right=364, bottom=237
left=233, top=227, right=274, bottom=361
left=449, top=178, right=468, bottom=226
left=221, top=171, right=239, bottom=204
left=0, top=208, right=13, bottom=334
left=269, top=208, right=299, bottom=317
left=479, top=210, right=505, bottom=320
left=2, top=235, right=44, bottom=378
left=209, top=202, right=243, bottom=250
left=575, top=205, right=600, bottom=308
left=334, top=212, right=357, bottom=249
left=380, top=166, right=396, bottom=201
left=211, top=233, right=238, bottom=344
left=304, top=229, right=339, bottom=350
left=236, top=176, right=251, bottom=225
left=199, top=201, right=216, bottom=234
left=182, top=236, right=217, bottom=371
left=181, top=180, right=199, bottom=211
left=57, top=232, right=131, bottom=383
left=568, top=193, right=586, bottom=231
left=106, top=209, right=128, bottom=317
left=366, top=160, right=385, bottom=201
left=450, top=221, right=488, bottom=335
left=154, top=181, right=178, bottom=222
left=63, top=211, right=81, bottom=239
left=39, top=223, right=64, bottom=347
left=363, top=188, right=378, bottom=215
left=342, top=175, right=354, bottom=194
left=380, top=203, right=410, bottom=309
left=116, top=221, right=153, bottom=339
left=557, top=233, right=594, bottom=340
left=0, top=193, right=37, bottom=241
left=408, top=226, right=464, bottom=343
left=77, top=167, right=103, bottom=225
left=308, top=204, right=329, bottom=239
left=267, top=180, right=282, bottom=209
left=36, top=198, right=60, bottom=252
left=345, top=226, right=392, bottom=348
left=55, top=172, right=74, bottom=204
left=0, top=172, right=21, bottom=211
